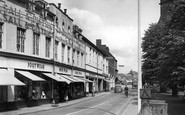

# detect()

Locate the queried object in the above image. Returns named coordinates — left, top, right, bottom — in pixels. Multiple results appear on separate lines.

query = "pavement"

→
left=122, top=97, right=138, bottom=115
left=0, top=91, right=137, bottom=115
left=151, top=91, right=185, bottom=115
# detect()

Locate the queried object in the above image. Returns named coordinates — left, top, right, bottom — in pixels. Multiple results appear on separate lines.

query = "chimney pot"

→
left=64, top=9, right=67, bottom=14
left=58, top=3, right=61, bottom=9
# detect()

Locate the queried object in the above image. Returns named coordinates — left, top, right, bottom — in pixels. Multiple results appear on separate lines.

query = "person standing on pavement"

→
left=124, top=85, right=129, bottom=97
left=92, top=85, right=95, bottom=97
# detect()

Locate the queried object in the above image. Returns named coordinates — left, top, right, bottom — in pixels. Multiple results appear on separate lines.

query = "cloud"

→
left=66, top=8, right=138, bottom=73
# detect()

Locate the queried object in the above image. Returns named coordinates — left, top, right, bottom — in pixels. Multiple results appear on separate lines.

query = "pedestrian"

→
left=52, top=89, right=59, bottom=107
left=124, top=85, right=129, bottom=97
left=92, top=85, right=95, bottom=97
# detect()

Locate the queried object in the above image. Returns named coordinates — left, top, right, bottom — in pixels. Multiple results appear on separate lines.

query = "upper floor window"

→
left=77, top=51, right=79, bottom=66
left=62, top=21, right=65, bottom=30
left=33, top=33, right=40, bottom=55
left=81, top=53, right=83, bottom=67
left=68, top=26, right=71, bottom=34
left=0, top=23, right=3, bottom=49
left=61, top=44, right=65, bottom=62
left=45, top=37, right=51, bottom=58
left=73, top=49, right=75, bottom=65
left=17, top=28, right=26, bottom=52
left=67, top=46, right=70, bottom=64
left=55, top=40, right=58, bottom=60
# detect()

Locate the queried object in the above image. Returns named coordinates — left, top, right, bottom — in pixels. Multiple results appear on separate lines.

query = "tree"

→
left=142, top=0, right=185, bottom=95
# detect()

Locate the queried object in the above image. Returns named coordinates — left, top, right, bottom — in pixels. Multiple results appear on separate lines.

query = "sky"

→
left=45, top=0, right=160, bottom=74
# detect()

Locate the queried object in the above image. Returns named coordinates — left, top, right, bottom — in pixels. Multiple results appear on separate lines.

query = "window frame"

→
left=17, top=28, right=26, bottom=52
left=33, top=32, right=40, bottom=55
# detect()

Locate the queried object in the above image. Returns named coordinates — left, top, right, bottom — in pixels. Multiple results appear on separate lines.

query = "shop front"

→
left=0, top=69, right=25, bottom=111
left=86, top=73, right=96, bottom=93
left=61, top=75, right=85, bottom=99
left=14, top=70, right=46, bottom=107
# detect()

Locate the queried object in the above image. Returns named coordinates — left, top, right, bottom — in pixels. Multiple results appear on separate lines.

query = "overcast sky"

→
left=45, top=0, right=160, bottom=74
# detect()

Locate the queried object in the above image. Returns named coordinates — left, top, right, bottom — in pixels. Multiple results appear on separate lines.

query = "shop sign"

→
left=74, top=70, right=82, bottom=75
left=59, top=67, right=68, bottom=73
left=28, top=62, right=45, bottom=70
left=0, top=4, right=53, bottom=37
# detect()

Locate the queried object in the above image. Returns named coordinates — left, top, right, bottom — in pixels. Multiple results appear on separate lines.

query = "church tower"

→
left=158, top=0, right=174, bottom=24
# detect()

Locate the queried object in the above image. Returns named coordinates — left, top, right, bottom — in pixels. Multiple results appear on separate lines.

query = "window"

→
left=17, top=28, right=26, bottom=52
left=26, top=0, right=34, bottom=12
left=45, top=37, right=51, bottom=58
left=61, top=44, right=65, bottom=62
left=0, top=86, right=7, bottom=102
left=33, top=33, right=40, bottom=55
left=68, top=26, right=71, bottom=33
left=55, top=40, right=58, bottom=60
left=0, top=23, right=3, bottom=49
left=77, top=51, right=79, bottom=66
left=67, top=46, right=70, bottom=64
left=62, top=21, right=65, bottom=30
left=73, top=49, right=75, bottom=65
left=89, top=48, right=91, bottom=64
left=81, top=53, right=83, bottom=67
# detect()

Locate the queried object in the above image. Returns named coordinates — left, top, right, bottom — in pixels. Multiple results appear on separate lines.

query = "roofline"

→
left=48, top=3, right=73, bottom=21
left=82, top=37, right=107, bottom=56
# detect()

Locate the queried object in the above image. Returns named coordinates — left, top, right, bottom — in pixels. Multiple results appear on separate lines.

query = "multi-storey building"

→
left=0, top=0, right=113, bottom=111
left=96, top=39, right=118, bottom=90
left=80, top=32, right=109, bottom=92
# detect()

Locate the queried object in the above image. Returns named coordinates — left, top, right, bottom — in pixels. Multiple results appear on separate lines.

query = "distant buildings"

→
left=0, top=0, right=118, bottom=111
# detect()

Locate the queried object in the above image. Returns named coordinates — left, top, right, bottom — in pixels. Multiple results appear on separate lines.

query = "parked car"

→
left=114, top=85, right=122, bottom=93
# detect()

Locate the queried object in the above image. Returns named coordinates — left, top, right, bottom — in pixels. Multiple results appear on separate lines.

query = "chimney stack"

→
left=58, top=3, right=61, bottom=9
left=96, top=39, right=102, bottom=47
left=64, top=9, right=67, bottom=14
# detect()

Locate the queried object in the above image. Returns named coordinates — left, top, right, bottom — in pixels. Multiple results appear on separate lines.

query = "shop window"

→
left=14, top=86, right=27, bottom=101
left=17, top=28, right=26, bottom=52
left=45, top=37, right=51, bottom=58
left=33, top=32, right=40, bottom=55
left=0, top=86, right=7, bottom=102
left=0, top=23, right=3, bottom=49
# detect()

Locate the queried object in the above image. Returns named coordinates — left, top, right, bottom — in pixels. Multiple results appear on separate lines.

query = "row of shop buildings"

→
left=0, top=0, right=118, bottom=111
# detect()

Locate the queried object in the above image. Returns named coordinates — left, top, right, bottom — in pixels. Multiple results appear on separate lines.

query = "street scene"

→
left=1, top=88, right=137, bottom=115
left=0, top=0, right=139, bottom=114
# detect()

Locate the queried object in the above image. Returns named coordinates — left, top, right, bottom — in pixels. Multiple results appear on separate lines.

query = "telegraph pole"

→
left=138, top=0, right=142, bottom=113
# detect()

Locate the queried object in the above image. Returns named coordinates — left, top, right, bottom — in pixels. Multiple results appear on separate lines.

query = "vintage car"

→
left=114, top=85, right=122, bottom=93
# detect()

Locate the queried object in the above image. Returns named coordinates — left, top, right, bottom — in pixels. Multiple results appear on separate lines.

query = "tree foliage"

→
left=142, top=0, right=185, bottom=87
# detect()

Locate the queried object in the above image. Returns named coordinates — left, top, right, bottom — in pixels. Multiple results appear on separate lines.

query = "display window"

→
left=0, top=86, right=7, bottom=102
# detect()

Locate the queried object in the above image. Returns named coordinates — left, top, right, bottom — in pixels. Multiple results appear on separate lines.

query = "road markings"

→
left=66, top=101, right=106, bottom=115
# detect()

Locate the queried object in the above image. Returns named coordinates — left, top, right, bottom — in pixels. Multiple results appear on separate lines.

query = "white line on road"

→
left=65, top=101, right=107, bottom=115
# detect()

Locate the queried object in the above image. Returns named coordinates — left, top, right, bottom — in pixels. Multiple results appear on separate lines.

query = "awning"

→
left=73, top=76, right=85, bottom=82
left=61, top=75, right=83, bottom=82
left=0, top=69, right=25, bottom=86
left=104, top=79, right=112, bottom=82
left=16, top=70, right=45, bottom=81
left=79, top=77, right=93, bottom=83
left=43, top=73, right=71, bottom=84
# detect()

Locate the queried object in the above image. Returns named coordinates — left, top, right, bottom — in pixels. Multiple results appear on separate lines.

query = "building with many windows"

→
left=0, top=0, right=116, bottom=111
